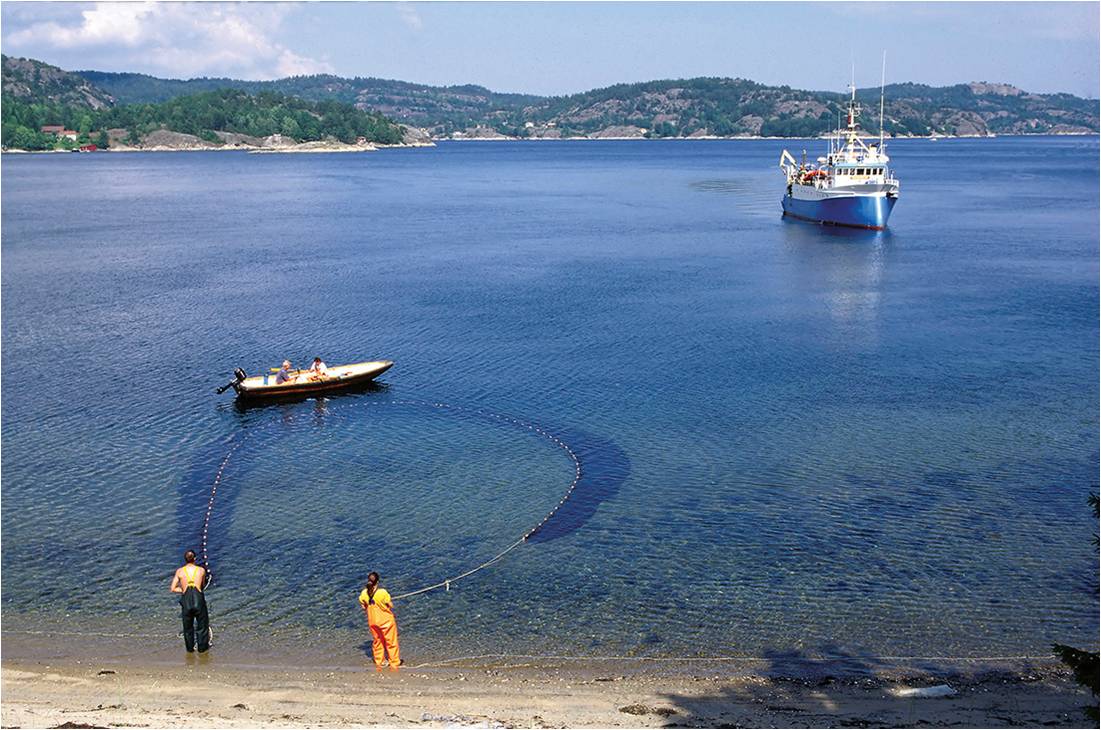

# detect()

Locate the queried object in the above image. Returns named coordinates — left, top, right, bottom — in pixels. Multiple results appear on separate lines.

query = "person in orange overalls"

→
left=359, top=572, right=401, bottom=667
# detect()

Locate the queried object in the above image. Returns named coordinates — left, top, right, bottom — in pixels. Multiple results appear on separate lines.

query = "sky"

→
left=1, top=1, right=1098, bottom=98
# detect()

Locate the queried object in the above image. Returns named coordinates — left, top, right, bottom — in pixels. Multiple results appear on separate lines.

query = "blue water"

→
left=2, top=138, right=1097, bottom=664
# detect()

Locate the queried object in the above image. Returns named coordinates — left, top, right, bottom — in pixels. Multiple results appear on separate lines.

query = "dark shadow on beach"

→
left=652, top=645, right=1077, bottom=728
left=525, top=427, right=630, bottom=544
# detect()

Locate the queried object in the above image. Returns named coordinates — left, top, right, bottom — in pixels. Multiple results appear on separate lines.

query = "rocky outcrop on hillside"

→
left=214, top=131, right=264, bottom=148
left=968, top=82, right=1024, bottom=97
left=2, top=55, right=114, bottom=109
left=399, top=125, right=435, bottom=146
left=453, top=125, right=512, bottom=140
left=139, top=129, right=220, bottom=150
left=587, top=125, right=648, bottom=139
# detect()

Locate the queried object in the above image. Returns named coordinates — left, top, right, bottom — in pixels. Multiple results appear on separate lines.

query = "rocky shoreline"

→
left=2, top=129, right=1093, bottom=154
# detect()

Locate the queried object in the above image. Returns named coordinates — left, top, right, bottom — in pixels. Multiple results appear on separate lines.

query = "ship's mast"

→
left=848, top=80, right=856, bottom=130
left=879, top=51, right=886, bottom=149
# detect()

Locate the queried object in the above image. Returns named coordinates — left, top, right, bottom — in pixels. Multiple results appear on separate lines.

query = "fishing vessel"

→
left=221, top=360, right=393, bottom=401
left=779, top=81, right=900, bottom=230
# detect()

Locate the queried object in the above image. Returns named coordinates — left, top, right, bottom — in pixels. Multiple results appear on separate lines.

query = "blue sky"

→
left=2, top=2, right=1098, bottom=97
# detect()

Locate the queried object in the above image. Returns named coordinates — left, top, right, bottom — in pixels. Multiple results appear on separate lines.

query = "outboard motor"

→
left=216, top=368, right=248, bottom=395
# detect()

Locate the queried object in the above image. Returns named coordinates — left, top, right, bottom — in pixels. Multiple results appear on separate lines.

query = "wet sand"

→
left=2, top=648, right=1093, bottom=728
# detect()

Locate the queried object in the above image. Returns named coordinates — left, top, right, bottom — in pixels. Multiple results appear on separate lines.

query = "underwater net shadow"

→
left=193, top=398, right=623, bottom=598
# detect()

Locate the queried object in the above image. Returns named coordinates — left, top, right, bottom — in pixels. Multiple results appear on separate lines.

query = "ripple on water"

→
left=2, top=142, right=1097, bottom=663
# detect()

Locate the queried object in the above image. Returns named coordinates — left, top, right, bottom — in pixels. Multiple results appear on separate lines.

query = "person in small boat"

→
left=359, top=572, right=401, bottom=668
left=275, top=360, right=295, bottom=384
left=170, top=550, right=210, bottom=653
left=307, top=357, right=328, bottom=381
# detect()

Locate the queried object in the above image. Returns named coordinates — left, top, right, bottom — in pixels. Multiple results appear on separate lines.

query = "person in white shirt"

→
left=308, top=357, right=328, bottom=380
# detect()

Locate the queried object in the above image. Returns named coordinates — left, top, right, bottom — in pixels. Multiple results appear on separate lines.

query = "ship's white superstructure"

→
left=778, top=81, right=900, bottom=230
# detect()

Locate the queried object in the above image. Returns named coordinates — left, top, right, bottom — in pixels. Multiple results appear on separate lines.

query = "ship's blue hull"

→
left=782, top=193, right=896, bottom=230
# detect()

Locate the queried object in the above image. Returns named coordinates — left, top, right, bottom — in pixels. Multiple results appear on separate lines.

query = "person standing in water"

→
left=170, top=550, right=210, bottom=653
left=359, top=572, right=401, bottom=667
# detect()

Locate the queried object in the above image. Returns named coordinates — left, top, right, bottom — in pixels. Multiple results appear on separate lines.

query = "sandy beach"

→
left=2, top=648, right=1093, bottom=728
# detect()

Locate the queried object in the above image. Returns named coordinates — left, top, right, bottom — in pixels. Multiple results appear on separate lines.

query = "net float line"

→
left=200, top=398, right=582, bottom=600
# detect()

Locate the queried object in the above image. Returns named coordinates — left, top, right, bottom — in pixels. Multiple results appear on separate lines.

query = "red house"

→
left=79, top=144, right=98, bottom=152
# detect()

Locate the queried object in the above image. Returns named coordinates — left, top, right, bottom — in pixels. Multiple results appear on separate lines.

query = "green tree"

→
left=8, top=124, right=45, bottom=150
left=279, top=115, right=301, bottom=139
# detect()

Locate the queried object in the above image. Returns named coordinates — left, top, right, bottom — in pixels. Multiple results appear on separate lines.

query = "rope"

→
left=199, top=398, right=583, bottom=601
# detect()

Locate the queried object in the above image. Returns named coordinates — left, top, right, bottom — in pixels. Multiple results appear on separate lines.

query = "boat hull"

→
left=782, top=193, right=896, bottom=230
left=233, top=361, right=393, bottom=401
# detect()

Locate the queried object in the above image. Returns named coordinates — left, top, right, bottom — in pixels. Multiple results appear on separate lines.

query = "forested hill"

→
left=3, top=55, right=1097, bottom=146
left=1, top=56, right=406, bottom=149
left=81, top=69, right=1099, bottom=138
left=79, top=70, right=543, bottom=137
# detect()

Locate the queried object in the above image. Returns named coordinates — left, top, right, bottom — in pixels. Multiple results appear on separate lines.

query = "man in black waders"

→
left=169, top=550, right=210, bottom=653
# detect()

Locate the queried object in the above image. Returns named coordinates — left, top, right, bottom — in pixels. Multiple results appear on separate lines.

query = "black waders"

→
left=179, top=586, right=210, bottom=652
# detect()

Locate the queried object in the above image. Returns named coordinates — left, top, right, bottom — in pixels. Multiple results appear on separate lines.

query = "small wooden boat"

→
left=224, top=361, right=394, bottom=401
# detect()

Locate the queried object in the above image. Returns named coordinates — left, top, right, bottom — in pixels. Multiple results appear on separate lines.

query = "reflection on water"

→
left=780, top=219, right=890, bottom=346
left=227, top=381, right=390, bottom=416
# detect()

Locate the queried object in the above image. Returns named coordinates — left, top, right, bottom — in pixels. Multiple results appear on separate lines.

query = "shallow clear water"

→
left=2, top=138, right=1097, bottom=664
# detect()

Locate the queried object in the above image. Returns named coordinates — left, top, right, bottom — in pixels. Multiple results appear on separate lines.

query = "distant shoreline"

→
left=1, top=141, right=436, bottom=154
left=2, top=131, right=1095, bottom=154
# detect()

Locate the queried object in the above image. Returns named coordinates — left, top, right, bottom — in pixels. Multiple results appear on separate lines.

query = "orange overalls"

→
left=359, top=586, right=400, bottom=667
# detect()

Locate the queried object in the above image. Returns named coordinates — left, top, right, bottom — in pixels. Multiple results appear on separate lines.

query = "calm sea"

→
left=2, top=138, right=1097, bottom=667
